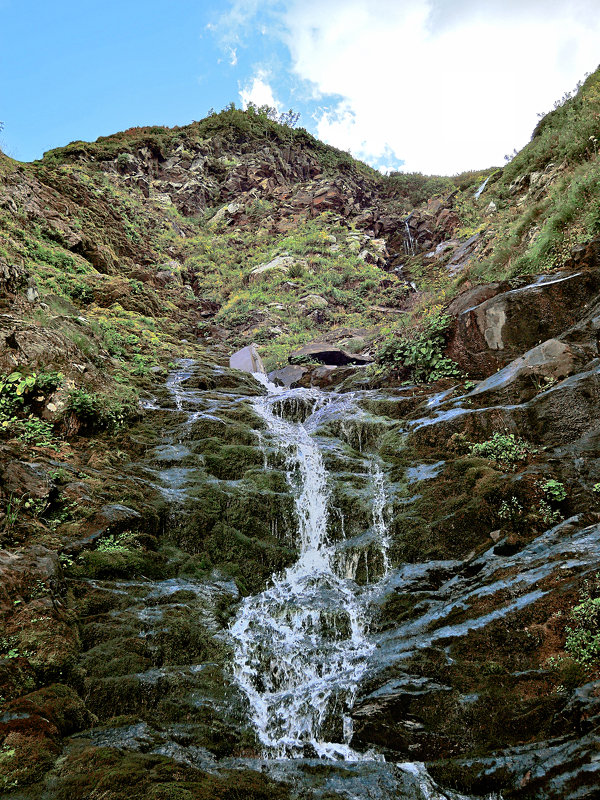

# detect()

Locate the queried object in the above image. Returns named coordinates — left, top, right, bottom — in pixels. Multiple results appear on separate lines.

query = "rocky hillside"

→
left=0, top=68, right=599, bottom=799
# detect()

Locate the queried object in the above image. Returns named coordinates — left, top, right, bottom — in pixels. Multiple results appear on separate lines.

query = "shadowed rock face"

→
left=289, top=343, right=373, bottom=366
left=446, top=270, right=600, bottom=377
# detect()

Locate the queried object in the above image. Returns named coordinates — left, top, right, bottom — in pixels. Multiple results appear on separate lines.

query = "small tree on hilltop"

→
left=246, top=102, right=300, bottom=129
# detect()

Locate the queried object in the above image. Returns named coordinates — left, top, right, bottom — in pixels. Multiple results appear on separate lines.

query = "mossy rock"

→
left=201, top=522, right=296, bottom=594
left=4, top=683, right=90, bottom=736
left=79, top=638, right=152, bottom=679
left=203, top=444, right=264, bottom=480
left=75, top=548, right=169, bottom=580
left=388, top=457, right=509, bottom=562
left=45, top=747, right=293, bottom=800
left=171, top=479, right=296, bottom=591
left=188, top=420, right=257, bottom=446
left=0, top=729, right=60, bottom=793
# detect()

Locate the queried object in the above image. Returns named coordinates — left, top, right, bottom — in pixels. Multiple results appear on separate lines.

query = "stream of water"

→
left=141, top=362, right=507, bottom=798
left=230, top=378, right=390, bottom=760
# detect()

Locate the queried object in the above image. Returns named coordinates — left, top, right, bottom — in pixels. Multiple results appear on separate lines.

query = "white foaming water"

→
left=371, top=463, right=391, bottom=576
left=230, top=379, right=390, bottom=760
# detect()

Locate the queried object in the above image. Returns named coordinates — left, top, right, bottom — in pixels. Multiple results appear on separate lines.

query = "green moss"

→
left=75, top=547, right=169, bottom=580
left=389, top=457, right=507, bottom=562
left=48, top=747, right=294, bottom=800
left=203, top=444, right=264, bottom=480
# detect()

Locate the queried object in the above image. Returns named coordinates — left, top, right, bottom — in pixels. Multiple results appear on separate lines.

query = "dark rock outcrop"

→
left=289, top=342, right=372, bottom=366
left=447, top=270, right=600, bottom=377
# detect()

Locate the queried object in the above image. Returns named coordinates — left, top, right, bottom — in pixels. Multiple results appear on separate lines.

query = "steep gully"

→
left=67, top=358, right=600, bottom=799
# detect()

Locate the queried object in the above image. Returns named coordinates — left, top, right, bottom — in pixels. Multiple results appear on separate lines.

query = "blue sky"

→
left=0, top=1, right=239, bottom=161
left=2, top=1, right=599, bottom=174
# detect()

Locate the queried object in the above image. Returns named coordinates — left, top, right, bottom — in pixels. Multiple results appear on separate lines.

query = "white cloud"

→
left=212, top=0, right=600, bottom=173
left=280, top=0, right=600, bottom=173
left=210, top=0, right=281, bottom=49
left=240, top=72, right=282, bottom=110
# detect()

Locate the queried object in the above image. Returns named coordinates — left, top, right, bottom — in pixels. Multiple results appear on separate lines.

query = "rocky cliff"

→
left=0, top=71, right=600, bottom=799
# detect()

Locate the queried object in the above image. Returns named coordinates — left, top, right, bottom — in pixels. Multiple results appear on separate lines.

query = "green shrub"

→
left=35, top=370, right=63, bottom=394
left=96, top=531, right=137, bottom=552
left=69, top=282, right=93, bottom=303
left=116, top=152, right=133, bottom=168
left=469, top=432, right=535, bottom=469
left=93, top=320, right=139, bottom=357
left=0, top=372, right=37, bottom=415
left=376, top=313, right=459, bottom=382
left=497, top=496, right=524, bottom=526
left=68, top=388, right=137, bottom=432
left=0, top=371, right=63, bottom=448
left=14, top=416, right=59, bottom=449
left=537, top=499, right=563, bottom=527
left=287, top=262, right=304, bottom=279
left=542, top=479, right=567, bottom=503
left=382, top=172, right=456, bottom=212
left=565, top=578, right=600, bottom=666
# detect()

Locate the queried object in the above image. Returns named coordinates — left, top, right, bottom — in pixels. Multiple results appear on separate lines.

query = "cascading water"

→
left=474, top=175, right=490, bottom=199
left=403, top=217, right=416, bottom=256
left=370, top=463, right=390, bottom=575
left=230, top=381, right=390, bottom=760
left=127, top=361, right=502, bottom=798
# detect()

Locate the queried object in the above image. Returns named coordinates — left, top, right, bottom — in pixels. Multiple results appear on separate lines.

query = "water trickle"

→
left=403, top=218, right=416, bottom=256
left=370, top=463, right=390, bottom=575
left=230, top=381, right=390, bottom=760
left=474, top=175, right=490, bottom=199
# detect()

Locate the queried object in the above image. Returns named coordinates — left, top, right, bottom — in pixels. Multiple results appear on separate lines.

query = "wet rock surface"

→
left=3, top=104, right=600, bottom=799
left=0, top=353, right=596, bottom=799
left=447, top=269, right=600, bottom=378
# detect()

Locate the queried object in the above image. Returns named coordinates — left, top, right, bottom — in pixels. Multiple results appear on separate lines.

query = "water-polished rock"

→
left=229, top=343, right=265, bottom=374
left=466, top=338, right=588, bottom=405
left=447, top=270, right=600, bottom=377
left=268, top=364, right=308, bottom=387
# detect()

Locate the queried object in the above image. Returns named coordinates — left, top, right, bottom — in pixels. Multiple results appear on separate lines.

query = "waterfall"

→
left=403, top=217, right=416, bottom=256
left=371, top=463, right=390, bottom=575
left=474, top=175, right=490, bottom=199
left=230, top=382, right=390, bottom=760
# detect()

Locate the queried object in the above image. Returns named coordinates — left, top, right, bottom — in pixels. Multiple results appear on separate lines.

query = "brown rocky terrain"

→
left=0, top=74, right=600, bottom=799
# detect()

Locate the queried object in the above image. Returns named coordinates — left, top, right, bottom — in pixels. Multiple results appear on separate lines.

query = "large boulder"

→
left=409, top=362, right=600, bottom=451
left=229, top=343, right=265, bottom=374
left=0, top=263, right=28, bottom=296
left=447, top=270, right=600, bottom=377
left=467, top=338, right=588, bottom=405
left=248, top=255, right=306, bottom=283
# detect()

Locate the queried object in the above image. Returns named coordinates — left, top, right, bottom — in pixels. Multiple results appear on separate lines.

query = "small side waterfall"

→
left=403, top=217, right=416, bottom=256
left=230, top=382, right=391, bottom=760
left=371, top=463, right=390, bottom=575
left=474, top=175, right=490, bottom=199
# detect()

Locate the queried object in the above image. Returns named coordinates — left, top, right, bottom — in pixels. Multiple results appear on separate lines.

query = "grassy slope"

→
left=462, top=66, right=600, bottom=281
left=371, top=65, right=600, bottom=370
left=0, top=66, right=599, bottom=433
